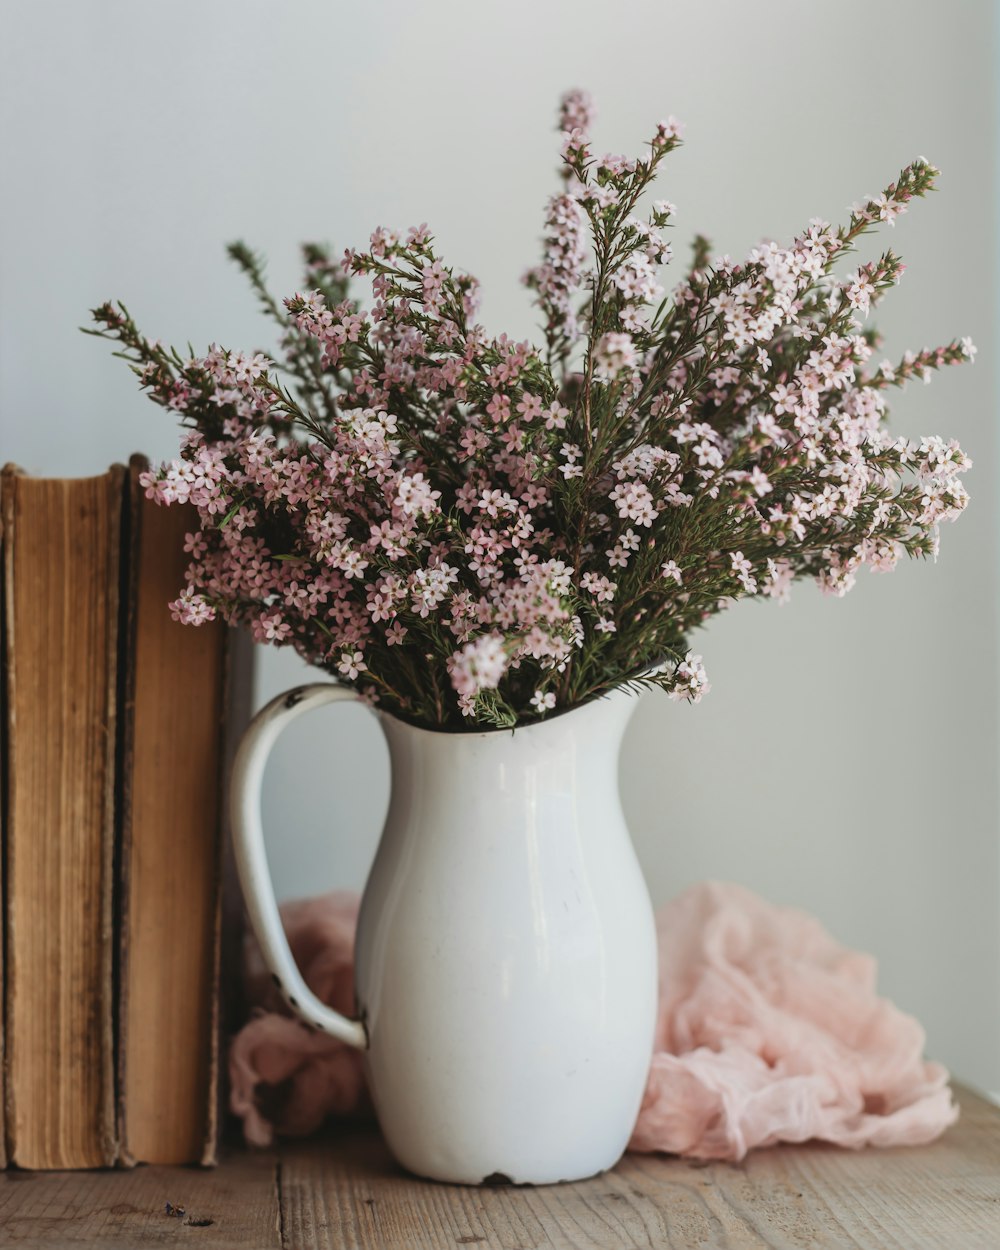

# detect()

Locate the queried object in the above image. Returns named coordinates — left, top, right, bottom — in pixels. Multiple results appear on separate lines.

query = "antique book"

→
left=117, top=455, right=252, bottom=1166
left=2, top=464, right=124, bottom=1169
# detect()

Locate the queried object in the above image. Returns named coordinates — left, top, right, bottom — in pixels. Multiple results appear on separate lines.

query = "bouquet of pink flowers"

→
left=89, top=92, right=973, bottom=730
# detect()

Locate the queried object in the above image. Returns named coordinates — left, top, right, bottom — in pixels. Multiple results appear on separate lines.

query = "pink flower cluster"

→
left=91, top=92, right=972, bottom=730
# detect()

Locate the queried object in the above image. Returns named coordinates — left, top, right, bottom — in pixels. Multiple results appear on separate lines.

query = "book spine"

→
left=118, top=465, right=249, bottom=1166
left=99, top=468, right=124, bottom=1168
left=2, top=466, right=123, bottom=1169
left=205, top=624, right=255, bottom=1165
left=0, top=468, right=16, bottom=1169
left=114, top=456, right=145, bottom=1168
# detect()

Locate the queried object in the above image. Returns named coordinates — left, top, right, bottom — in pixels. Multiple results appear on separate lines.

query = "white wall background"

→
left=2, top=1, right=997, bottom=1092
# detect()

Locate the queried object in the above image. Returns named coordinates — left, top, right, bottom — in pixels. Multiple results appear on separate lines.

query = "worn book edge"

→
left=0, top=464, right=22, bottom=1168
left=2, top=464, right=123, bottom=1168
left=117, top=457, right=253, bottom=1167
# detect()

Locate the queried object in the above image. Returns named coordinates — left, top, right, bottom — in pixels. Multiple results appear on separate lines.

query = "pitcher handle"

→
left=230, top=683, right=370, bottom=1050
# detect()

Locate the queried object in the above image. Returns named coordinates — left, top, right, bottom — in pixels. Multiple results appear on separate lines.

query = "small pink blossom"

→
left=338, top=650, right=366, bottom=680
left=448, top=634, right=509, bottom=704
left=594, top=332, right=637, bottom=380
left=252, top=610, right=292, bottom=643
left=652, top=115, right=685, bottom=146
left=170, top=588, right=216, bottom=626
left=530, top=689, right=557, bottom=713
left=559, top=89, right=594, bottom=136
left=580, top=572, right=617, bottom=603
left=544, top=403, right=569, bottom=431
left=609, top=480, right=657, bottom=527
left=668, top=653, right=710, bottom=704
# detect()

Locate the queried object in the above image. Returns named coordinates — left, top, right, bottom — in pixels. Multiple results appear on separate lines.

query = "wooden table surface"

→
left=1, top=1084, right=997, bottom=1249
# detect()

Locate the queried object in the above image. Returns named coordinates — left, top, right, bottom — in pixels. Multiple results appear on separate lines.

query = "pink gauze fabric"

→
left=228, top=882, right=958, bottom=1160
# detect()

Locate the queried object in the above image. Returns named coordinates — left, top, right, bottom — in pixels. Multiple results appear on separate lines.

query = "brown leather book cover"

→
left=117, top=455, right=252, bottom=1166
left=2, top=464, right=123, bottom=1169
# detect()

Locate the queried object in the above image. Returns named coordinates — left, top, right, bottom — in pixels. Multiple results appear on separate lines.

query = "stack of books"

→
left=0, top=456, right=253, bottom=1168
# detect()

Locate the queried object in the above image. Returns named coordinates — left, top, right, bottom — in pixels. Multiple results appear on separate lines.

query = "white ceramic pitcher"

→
left=231, top=683, right=657, bottom=1185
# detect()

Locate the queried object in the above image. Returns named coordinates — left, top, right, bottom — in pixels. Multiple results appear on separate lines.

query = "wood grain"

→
left=277, top=1085, right=1000, bottom=1250
left=0, top=1085, right=997, bottom=1247
left=0, top=1146, right=281, bottom=1247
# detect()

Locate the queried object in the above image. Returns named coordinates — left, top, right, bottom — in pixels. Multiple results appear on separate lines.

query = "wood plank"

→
left=0, top=1146, right=281, bottom=1248
left=0, top=1086, right=996, bottom=1246
left=277, top=1085, right=1000, bottom=1250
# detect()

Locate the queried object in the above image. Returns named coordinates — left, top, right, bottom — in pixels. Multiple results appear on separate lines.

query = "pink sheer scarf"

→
left=229, top=882, right=956, bottom=1161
